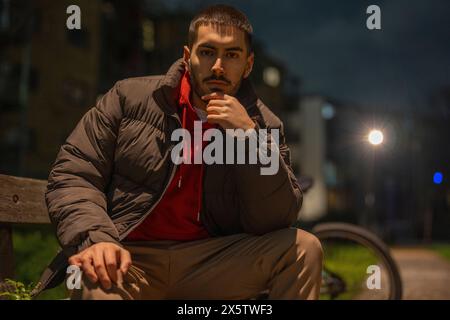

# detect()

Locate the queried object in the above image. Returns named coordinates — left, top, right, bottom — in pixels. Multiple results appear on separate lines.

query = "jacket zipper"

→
left=119, top=154, right=177, bottom=241
left=119, top=114, right=181, bottom=241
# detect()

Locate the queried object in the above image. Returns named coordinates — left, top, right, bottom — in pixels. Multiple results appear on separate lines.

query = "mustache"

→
left=203, top=75, right=231, bottom=84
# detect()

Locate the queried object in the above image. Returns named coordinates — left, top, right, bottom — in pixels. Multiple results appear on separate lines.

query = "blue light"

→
left=433, top=172, right=443, bottom=185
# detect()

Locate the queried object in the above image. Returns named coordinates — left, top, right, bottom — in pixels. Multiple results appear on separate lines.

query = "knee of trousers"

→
left=284, top=228, right=324, bottom=269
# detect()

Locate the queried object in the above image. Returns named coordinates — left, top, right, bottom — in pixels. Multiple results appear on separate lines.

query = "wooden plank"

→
left=0, top=224, right=14, bottom=281
left=0, top=174, right=50, bottom=224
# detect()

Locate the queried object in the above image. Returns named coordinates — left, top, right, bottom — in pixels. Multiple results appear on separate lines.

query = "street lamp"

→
left=361, top=128, right=384, bottom=228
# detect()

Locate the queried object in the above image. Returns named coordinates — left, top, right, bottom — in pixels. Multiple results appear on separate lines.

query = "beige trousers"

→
left=70, top=227, right=323, bottom=300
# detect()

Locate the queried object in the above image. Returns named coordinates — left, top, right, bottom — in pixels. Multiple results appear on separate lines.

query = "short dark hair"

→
left=188, top=4, right=253, bottom=54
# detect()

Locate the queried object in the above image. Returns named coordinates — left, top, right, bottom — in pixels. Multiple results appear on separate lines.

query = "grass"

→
left=430, top=243, right=450, bottom=262
left=10, top=225, right=68, bottom=300
left=320, top=242, right=379, bottom=300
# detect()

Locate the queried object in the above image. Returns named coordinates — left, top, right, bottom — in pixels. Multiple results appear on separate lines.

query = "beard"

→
left=187, top=61, right=243, bottom=100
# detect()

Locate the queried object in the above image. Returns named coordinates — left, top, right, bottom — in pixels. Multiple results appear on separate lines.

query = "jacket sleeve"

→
left=236, top=120, right=303, bottom=235
left=45, top=82, right=124, bottom=256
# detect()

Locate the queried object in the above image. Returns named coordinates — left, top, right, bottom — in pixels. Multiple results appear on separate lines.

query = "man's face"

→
left=184, top=24, right=254, bottom=100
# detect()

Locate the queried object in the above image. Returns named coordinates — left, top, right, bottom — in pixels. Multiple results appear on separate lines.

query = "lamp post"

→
left=362, top=129, right=385, bottom=229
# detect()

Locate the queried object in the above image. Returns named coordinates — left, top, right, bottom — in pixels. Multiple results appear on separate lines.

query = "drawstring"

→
left=178, top=104, right=188, bottom=188
left=178, top=103, right=204, bottom=221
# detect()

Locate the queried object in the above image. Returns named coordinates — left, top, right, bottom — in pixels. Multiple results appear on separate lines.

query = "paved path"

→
left=391, top=248, right=450, bottom=300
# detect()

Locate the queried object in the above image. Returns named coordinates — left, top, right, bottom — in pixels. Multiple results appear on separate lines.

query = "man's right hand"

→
left=68, top=242, right=132, bottom=290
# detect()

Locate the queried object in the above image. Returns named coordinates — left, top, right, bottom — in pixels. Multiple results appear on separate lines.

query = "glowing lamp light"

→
left=433, top=172, right=443, bottom=185
left=368, top=130, right=384, bottom=145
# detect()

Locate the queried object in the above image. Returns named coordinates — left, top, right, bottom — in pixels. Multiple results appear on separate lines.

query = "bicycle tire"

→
left=312, top=222, right=403, bottom=300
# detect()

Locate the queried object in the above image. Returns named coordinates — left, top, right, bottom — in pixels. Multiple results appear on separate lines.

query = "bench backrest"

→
left=0, top=174, right=49, bottom=282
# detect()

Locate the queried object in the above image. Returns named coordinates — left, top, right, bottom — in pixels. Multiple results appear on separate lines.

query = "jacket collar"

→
left=153, top=58, right=258, bottom=117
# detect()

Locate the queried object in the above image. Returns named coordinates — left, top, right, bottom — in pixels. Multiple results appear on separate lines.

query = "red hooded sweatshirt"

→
left=125, top=71, right=214, bottom=241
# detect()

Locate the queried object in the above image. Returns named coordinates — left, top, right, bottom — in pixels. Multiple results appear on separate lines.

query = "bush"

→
left=12, top=225, right=67, bottom=300
left=0, top=279, right=33, bottom=300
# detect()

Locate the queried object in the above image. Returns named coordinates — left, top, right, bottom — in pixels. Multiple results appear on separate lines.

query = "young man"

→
left=34, top=4, right=323, bottom=300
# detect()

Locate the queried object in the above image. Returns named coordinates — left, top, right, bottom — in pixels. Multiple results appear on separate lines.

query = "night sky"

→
left=161, top=0, right=450, bottom=117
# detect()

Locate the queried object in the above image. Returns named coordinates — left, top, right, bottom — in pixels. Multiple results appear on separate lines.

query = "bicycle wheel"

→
left=312, top=222, right=402, bottom=300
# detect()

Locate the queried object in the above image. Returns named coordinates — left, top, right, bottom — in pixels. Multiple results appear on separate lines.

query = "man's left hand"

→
left=202, top=92, right=256, bottom=130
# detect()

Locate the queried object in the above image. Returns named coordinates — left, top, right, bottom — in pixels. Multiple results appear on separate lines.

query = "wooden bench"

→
left=0, top=174, right=50, bottom=282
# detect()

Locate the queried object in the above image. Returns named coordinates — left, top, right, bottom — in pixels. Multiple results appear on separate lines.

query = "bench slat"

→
left=0, top=174, right=50, bottom=224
